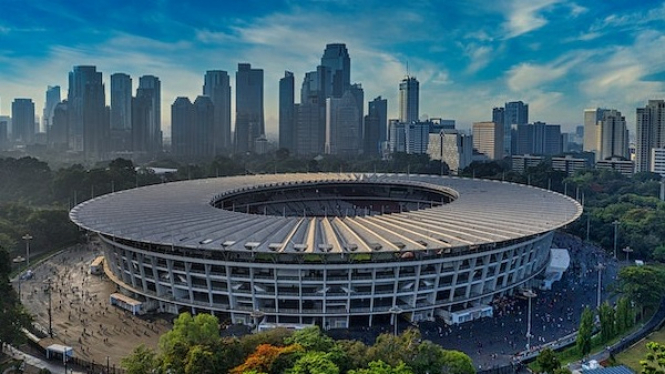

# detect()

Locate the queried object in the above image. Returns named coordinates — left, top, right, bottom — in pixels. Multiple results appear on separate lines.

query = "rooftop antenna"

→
left=406, top=61, right=410, bottom=78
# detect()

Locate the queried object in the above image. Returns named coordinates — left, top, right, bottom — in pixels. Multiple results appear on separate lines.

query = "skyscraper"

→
left=50, top=101, right=69, bottom=149
left=193, top=96, right=215, bottom=158
left=203, top=70, right=231, bottom=153
left=171, top=97, right=195, bottom=157
left=279, top=71, right=295, bottom=152
left=599, top=110, right=628, bottom=161
left=325, top=90, right=361, bottom=155
left=11, top=98, right=35, bottom=143
left=138, top=75, right=162, bottom=153
left=235, top=63, right=264, bottom=153
left=583, top=108, right=607, bottom=161
left=399, top=76, right=419, bottom=123
left=502, top=101, right=528, bottom=156
left=295, top=70, right=326, bottom=156
left=364, top=96, right=387, bottom=156
left=43, top=86, right=60, bottom=134
left=68, top=65, right=107, bottom=158
left=320, top=43, right=350, bottom=99
left=472, top=121, right=503, bottom=160
left=110, top=73, right=132, bottom=130
left=514, top=122, right=562, bottom=156
left=636, top=100, right=665, bottom=173
left=132, top=88, right=152, bottom=154
left=110, top=73, right=132, bottom=152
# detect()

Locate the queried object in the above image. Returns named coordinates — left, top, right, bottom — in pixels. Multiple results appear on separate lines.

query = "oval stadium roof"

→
left=69, top=173, right=583, bottom=254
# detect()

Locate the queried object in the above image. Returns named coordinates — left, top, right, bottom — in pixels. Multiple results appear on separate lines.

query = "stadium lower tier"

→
left=99, top=230, right=553, bottom=328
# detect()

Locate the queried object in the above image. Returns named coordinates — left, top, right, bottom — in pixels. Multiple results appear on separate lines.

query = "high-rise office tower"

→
left=0, top=120, right=7, bottom=150
left=50, top=101, right=69, bottom=149
left=295, top=70, right=326, bottom=156
left=11, top=98, right=35, bottom=143
left=278, top=71, right=295, bottom=152
left=389, top=120, right=406, bottom=153
left=599, top=110, right=628, bottom=161
left=110, top=74, right=132, bottom=131
left=138, top=75, right=162, bottom=153
left=193, top=96, right=215, bottom=158
left=472, top=121, right=503, bottom=160
left=203, top=70, right=231, bottom=152
left=364, top=96, right=388, bottom=156
left=502, top=101, right=528, bottom=156
left=43, top=86, right=60, bottom=134
left=320, top=43, right=350, bottom=99
left=235, top=63, right=264, bottom=153
left=583, top=108, right=607, bottom=161
left=405, top=122, right=430, bottom=154
left=132, top=88, right=152, bottom=154
left=514, top=122, right=562, bottom=156
left=636, top=100, right=665, bottom=172
left=110, top=73, right=132, bottom=152
left=399, top=76, right=419, bottom=123
left=325, top=90, right=361, bottom=155
left=68, top=66, right=107, bottom=158
left=171, top=97, right=195, bottom=157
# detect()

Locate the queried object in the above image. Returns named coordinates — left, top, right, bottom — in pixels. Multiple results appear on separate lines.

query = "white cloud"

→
left=507, top=63, right=568, bottom=92
left=465, top=44, right=494, bottom=74
left=502, top=0, right=562, bottom=38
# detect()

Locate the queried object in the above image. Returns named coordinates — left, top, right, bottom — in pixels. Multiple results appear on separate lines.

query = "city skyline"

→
left=0, top=0, right=664, bottom=137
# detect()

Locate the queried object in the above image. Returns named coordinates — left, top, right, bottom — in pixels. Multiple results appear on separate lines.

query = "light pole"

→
left=12, top=255, right=25, bottom=300
left=22, top=234, right=32, bottom=268
left=523, top=289, right=537, bottom=350
left=389, top=305, right=403, bottom=336
left=612, top=220, right=620, bottom=259
left=44, top=279, right=53, bottom=338
left=596, top=263, right=605, bottom=309
left=623, top=246, right=633, bottom=263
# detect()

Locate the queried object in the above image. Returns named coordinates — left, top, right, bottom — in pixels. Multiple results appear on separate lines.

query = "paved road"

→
left=2, top=343, right=85, bottom=374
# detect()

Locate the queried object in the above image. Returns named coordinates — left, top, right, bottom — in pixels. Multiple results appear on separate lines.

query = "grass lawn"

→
left=615, top=328, right=665, bottom=372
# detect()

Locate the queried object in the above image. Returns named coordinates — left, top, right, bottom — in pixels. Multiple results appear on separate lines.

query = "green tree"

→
left=576, top=307, right=593, bottom=357
left=598, top=302, right=616, bottom=343
left=158, top=313, right=221, bottom=374
left=410, top=341, right=475, bottom=374
left=348, top=360, right=414, bottom=374
left=614, top=265, right=665, bottom=315
left=288, top=351, right=340, bottom=374
left=284, top=326, right=335, bottom=352
left=640, top=341, right=665, bottom=374
left=0, top=243, right=32, bottom=347
left=336, top=340, right=369, bottom=371
left=121, top=344, right=158, bottom=374
left=367, top=329, right=421, bottom=367
left=185, top=344, right=217, bottom=374
left=535, top=348, right=561, bottom=374
left=615, top=297, right=634, bottom=334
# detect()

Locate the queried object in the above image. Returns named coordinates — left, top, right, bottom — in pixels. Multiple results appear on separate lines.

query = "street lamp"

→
left=389, top=305, right=403, bottom=336
left=44, top=279, right=54, bottom=338
left=612, top=220, right=620, bottom=259
left=12, top=255, right=25, bottom=300
left=595, top=263, right=605, bottom=309
left=623, top=246, right=633, bottom=263
left=523, top=289, right=537, bottom=350
left=22, top=234, right=32, bottom=268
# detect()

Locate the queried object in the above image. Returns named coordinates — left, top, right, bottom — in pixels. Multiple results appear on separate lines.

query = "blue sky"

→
left=1, top=0, right=664, bottom=137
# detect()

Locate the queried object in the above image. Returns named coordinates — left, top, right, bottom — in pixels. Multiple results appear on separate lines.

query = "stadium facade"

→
left=70, top=173, right=582, bottom=328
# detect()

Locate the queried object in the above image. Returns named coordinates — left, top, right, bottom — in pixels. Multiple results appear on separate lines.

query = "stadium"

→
left=69, top=173, right=582, bottom=328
